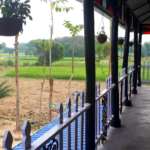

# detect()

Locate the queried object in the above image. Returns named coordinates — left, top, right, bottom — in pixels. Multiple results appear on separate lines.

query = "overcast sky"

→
left=0, top=0, right=149, bottom=47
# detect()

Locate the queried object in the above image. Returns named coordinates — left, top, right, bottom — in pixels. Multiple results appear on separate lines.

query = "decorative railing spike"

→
left=81, top=91, right=85, bottom=107
left=74, top=92, right=79, bottom=112
left=67, top=98, right=71, bottom=118
left=59, top=103, right=64, bottom=124
left=22, top=121, right=31, bottom=150
left=3, top=130, right=13, bottom=150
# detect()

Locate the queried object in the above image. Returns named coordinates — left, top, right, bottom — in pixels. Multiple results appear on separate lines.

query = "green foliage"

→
left=0, top=42, right=6, bottom=50
left=42, top=0, right=73, bottom=12
left=19, top=42, right=37, bottom=55
left=142, top=42, right=150, bottom=56
left=4, top=59, right=14, bottom=66
left=50, top=0, right=73, bottom=13
left=0, top=81, right=12, bottom=98
left=30, top=39, right=64, bottom=65
left=64, top=21, right=83, bottom=37
left=0, top=0, right=32, bottom=25
left=56, top=36, right=85, bottom=57
left=96, top=42, right=111, bottom=60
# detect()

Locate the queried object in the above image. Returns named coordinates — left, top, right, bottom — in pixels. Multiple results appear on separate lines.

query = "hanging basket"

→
left=0, top=18, right=22, bottom=36
left=97, top=31, right=107, bottom=44
left=118, top=37, right=124, bottom=45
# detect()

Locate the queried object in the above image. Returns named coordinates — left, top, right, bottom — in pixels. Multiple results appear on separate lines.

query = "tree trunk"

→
left=72, top=46, right=75, bottom=74
left=48, top=3, right=54, bottom=121
left=49, top=78, right=53, bottom=121
left=15, top=34, right=20, bottom=131
left=68, top=39, right=75, bottom=96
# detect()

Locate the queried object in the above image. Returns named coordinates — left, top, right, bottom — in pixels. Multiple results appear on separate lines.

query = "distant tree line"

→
left=29, top=39, right=64, bottom=65
left=2, top=36, right=144, bottom=66
left=142, top=42, right=150, bottom=57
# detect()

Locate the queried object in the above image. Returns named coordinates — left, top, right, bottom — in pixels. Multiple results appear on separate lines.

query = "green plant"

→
left=4, top=59, right=14, bottom=66
left=0, top=0, right=32, bottom=131
left=0, top=0, right=32, bottom=25
left=63, top=21, right=83, bottom=74
left=0, top=81, right=12, bottom=98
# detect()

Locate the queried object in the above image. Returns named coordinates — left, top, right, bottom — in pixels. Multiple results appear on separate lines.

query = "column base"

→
left=137, top=82, right=141, bottom=87
left=132, top=88, right=137, bottom=94
left=110, top=117, right=121, bottom=128
left=124, top=99, right=132, bottom=107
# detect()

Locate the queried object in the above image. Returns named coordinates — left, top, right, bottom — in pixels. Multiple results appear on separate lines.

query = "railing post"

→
left=3, top=131, right=13, bottom=150
left=110, top=1, right=121, bottom=128
left=83, top=0, right=95, bottom=149
left=122, top=10, right=132, bottom=106
left=59, top=104, right=63, bottom=150
left=22, top=121, right=31, bottom=150
left=137, top=26, right=142, bottom=87
left=67, top=98, right=71, bottom=149
left=132, top=18, right=139, bottom=94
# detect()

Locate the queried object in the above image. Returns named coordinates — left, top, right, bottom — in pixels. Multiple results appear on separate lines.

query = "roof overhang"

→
left=94, top=0, right=150, bottom=34
left=126, top=0, right=150, bottom=34
left=77, top=0, right=150, bottom=34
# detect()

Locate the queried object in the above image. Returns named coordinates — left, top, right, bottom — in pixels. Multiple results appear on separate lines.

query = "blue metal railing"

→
left=2, top=68, right=134, bottom=150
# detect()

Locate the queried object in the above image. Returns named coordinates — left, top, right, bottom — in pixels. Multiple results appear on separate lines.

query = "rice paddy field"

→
left=3, top=56, right=123, bottom=81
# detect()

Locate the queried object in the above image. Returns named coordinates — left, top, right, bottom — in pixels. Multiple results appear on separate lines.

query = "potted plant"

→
left=0, top=0, right=32, bottom=131
left=118, top=37, right=124, bottom=45
left=97, top=28, right=107, bottom=44
left=0, top=0, right=32, bottom=36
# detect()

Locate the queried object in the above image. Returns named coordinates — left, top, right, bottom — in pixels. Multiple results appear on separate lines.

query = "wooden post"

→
left=122, top=10, right=132, bottom=106
left=110, top=2, right=121, bottom=128
left=137, top=26, right=142, bottom=86
left=22, top=121, right=31, bottom=150
left=83, top=0, right=96, bottom=149
left=15, top=33, right=20, bottom=130
left=132, top=18, right=138, bottom=94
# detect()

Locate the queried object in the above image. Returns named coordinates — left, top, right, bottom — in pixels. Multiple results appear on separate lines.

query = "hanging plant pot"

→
left=0, top=18, right=22, bottom=36
left=97, top=31, right=107, bottom=44
left=129, top=41, right=133, bottom=47
left=118, top=37, right=124, bottom=45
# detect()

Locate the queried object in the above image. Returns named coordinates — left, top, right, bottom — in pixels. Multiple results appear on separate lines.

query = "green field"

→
left=4, top=57, right=149, bottom=81
left=4, top=57, right=113, bottom=81
left=0, top=53, right=38, bottom=66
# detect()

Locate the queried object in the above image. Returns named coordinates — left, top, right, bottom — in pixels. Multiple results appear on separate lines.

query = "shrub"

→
left=4, top=60, right=14, bottom=66
left=0, top=81, right=12, bottom=98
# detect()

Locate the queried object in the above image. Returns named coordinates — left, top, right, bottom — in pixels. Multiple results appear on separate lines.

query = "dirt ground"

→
left=0, top=77, right=105, bottom=149
left=0, top=77, right=88, bottom=149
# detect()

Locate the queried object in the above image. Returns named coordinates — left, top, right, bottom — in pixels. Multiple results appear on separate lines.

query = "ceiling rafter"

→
left=141, top=15, right=150, bottom=23
left=132, top=2, right=148, bottom=11
left=138, top=10, right=150, bottom=18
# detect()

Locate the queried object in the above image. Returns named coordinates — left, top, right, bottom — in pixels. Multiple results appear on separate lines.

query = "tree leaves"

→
left=64, top=21, right=83, bottom=37
left=0, top=0, right=32, bottom=26
left=0, top=81, right=12, bottom=99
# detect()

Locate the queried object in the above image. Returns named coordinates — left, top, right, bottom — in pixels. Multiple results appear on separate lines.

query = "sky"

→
left=0, top=0, right=149, bottom=47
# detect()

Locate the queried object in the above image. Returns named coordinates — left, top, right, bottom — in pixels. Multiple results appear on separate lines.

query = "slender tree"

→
left=64, top=21, right=83, bottom=95
left=0, top=0, right=32, bottom=130
left=41, top=0, right=73, bottom=121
